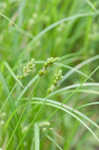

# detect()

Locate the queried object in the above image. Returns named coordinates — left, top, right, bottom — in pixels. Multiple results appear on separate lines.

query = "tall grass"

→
left=0, top=0, right=99, bottom=150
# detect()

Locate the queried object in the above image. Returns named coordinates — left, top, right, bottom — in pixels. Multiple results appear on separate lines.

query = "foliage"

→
left=0, top=0, right=99, bottom=150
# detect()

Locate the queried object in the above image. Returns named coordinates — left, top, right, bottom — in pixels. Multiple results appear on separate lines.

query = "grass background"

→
left=0, top=0, right=99, bottom=149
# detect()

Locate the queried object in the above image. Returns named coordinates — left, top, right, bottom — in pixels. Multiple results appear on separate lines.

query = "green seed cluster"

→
left=18, top=58, right=35, bottom=79
left=48, top=70, right=63, bottom=93
left=23, top=59, right=35, bottom=76
left=39, top=57, right=59, bottom=76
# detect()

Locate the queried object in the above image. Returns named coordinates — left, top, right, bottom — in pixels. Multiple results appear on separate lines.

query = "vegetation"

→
left=0, top=0, right=99, bottom=149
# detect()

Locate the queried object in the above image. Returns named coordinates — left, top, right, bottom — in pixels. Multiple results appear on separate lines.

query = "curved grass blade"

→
left=60, top=55, right=99, bottom=85
left=26, top=12, right=99, bottom=51
left=48, top=83, right=99, bottom=98
left=17, top=74, right=39, bottom=102
left=29, top=97, right=99, bottom=142
left=4, top=61, right=24, bottom=88
left=78, top=102, right=99, bottom=109
left=30, top=97, right=99, bottom=129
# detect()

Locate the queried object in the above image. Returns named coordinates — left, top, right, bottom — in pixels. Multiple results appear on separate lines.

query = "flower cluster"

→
left=18, top=58, right=36, bottom=79
left=23, top=59, right=35, bottom=76
left=39, top=57, right=59, bottom=76
left=48, top=69, right=63, bottom=93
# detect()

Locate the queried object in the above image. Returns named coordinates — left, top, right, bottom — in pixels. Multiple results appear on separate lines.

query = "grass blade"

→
left=29, top=97, right=99, bottom=142
left=4, top=61, right=24, bottom=88
left=34, top=123, right=40, bottom=150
